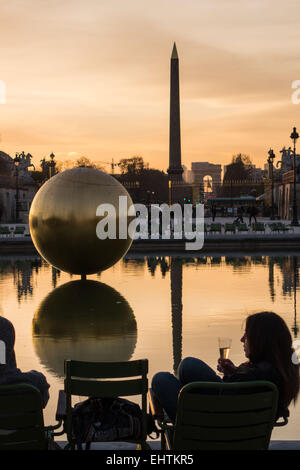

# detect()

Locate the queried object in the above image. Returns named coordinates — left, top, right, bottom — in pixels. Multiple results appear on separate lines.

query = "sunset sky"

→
left=1, top=0, right=300, bottom=173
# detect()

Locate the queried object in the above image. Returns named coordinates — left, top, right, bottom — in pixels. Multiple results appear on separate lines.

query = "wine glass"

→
left=218, top=337, right=232, bottom=360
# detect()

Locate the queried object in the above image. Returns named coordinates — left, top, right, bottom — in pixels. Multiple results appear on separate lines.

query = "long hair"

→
left=245, top=312, right=299, bottom=407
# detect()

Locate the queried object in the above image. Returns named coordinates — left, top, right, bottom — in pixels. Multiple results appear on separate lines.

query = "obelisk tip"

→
left=171, top=42, right=178, bottom=59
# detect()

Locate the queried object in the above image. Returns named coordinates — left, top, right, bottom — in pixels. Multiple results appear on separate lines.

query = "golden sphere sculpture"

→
left=29, top=167, right=134, bottom=275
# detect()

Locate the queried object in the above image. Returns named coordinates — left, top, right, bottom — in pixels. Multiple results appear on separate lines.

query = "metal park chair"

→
left=268, top=223, right=293, bottom=234
left=149, top=381, right=281, bottom=450
left=251, top=222, right=265, bottom=233
left=268, top=223, right=280, bottom=233
left=0, top=383, right=63, bottom=450
left=0, top=226, right=10, bottom=237
left=204, top=223, right=210, bottom=234
left=224, top=223, right=236, bottom=234
left=56, top=359, right=150, bottom=450
left=276, top=222, right=294, bottom=233
left=209, top=223, right=222, bottom=234
left=236, top=223, right=249, bottom=233
left=13, top=226, right=26, bottom=236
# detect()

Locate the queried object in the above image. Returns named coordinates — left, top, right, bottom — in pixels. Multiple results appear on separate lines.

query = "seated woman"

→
left=152, top=312, right=299, bottom=423
left=0, top=316, right=50, bottom=408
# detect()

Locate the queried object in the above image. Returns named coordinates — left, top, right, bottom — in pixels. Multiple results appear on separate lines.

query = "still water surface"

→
left=1, top=252, right=300, bottom=440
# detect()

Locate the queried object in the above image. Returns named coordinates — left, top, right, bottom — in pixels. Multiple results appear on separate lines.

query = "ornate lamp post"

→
left=290, top=127, right=299, bottom=226
left=292, top=256, right=299, bottom=338
left=267, top=148, right=275, bottom=220
left=13, top=153, right=21, bottom=222
left=49, top=152, right=56, bottom=178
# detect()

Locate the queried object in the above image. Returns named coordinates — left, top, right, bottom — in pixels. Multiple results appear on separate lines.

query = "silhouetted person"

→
left=248, top=206, right=258, bottom=225
left=211, top=204, right=217, bottom=221
left=0, top=316, right=50, bottom=408
left=235, top=206, right=244, bottom=224
left=151, top=312, right=299, bottom=424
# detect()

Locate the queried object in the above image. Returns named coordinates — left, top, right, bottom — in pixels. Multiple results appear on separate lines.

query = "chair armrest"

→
left=148, top=388, right=165, bottom=420
left=56, top=389, right=67, bottom=421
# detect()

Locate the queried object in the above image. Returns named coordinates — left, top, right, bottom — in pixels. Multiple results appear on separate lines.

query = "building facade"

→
left=277, top=170, right=300, bottom=220
left=0, top=151, right=38, bottom=223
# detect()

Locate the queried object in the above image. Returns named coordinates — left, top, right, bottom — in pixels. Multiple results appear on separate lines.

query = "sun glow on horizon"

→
left=0, top=0, right=300, bottom=172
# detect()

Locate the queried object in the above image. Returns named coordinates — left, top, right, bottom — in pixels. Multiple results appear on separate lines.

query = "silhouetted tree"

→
left=219, top=153, right=262, bottom=198
left=74, top=157, right=104, bottom=170
left=119, top=156, right=145, bottom=174
left=29, top=170, right=46, bottom=185
left=55, top=157, right=105, bottom=172
left=223, top=154, right=253, bottom=182
left=116, top=156, right=168, bottom=203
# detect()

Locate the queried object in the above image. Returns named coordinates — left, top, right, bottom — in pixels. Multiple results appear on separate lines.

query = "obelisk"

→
left=167, top=43, right=183, bottom=182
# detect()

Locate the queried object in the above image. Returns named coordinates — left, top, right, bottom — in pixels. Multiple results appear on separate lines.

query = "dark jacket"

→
left=0, top=368, right=50, bottom=408
left=223, top=361, right=286, bottom=420
left=0, top=316, right=50, bottom=408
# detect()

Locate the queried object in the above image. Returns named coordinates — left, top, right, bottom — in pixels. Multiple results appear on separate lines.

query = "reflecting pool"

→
left=0, top=252, right=300, bottom=440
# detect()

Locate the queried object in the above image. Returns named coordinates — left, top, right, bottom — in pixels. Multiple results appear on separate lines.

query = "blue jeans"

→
left=151, top=357, right=222, bottom=423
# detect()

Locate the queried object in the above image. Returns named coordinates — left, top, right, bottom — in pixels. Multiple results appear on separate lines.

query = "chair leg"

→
left=161, top=432, right=166, bottom=450
left=141, top=441, right=151, bottom=450
left=63, top=442, right=73, bottom=450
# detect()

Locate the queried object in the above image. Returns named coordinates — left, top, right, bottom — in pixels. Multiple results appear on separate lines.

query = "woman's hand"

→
left=217, top=358, right=237, bottom=376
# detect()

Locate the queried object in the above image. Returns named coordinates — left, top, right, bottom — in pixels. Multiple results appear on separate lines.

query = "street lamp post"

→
left=49, top=152, right=56, bottom=178
left=292, top=256, right=299, bottom=338
left=290, top=127, right=299, bottom=226
left=267, top=149, right=275, bottom=220
left=13, top=153, right=21, bottom=223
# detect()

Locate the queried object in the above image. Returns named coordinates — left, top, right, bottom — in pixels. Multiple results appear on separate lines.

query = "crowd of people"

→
left=210, top=204, right=259, bottom=224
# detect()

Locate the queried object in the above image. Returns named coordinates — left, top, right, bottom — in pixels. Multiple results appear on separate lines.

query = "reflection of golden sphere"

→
left=32, top=280, right=137, bottom=378
left=29, top=168, right=133, bottom=275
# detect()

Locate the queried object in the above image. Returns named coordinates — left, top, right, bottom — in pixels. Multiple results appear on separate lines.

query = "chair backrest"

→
left=252, top=222, right=265, bottom=230
left=64, top=359, right=148, bottom=442
left=210, top=223, right=222, bottom=231
left=172, top=381, right=278, bottom=450
left=0, top=383, right=46, bottom=450
left=14, top=226, right=25, bottom=233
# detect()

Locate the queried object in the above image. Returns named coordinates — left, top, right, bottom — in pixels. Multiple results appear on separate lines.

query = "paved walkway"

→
left=56, top=440, right=300, bottom=450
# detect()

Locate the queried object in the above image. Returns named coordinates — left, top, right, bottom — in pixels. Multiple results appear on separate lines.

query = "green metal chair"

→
left=237, top=223, right=249, bottom=233
left=0, top=226, right=10, bottom=237
left=276, top=222, right=294, bottom=233
left=57, top=359, right=150, bottom=450
left=0, top=383, right=63, bottom=450
left=251, top=222, right=265, bottom=233
left=268, top=223, right=279, bottom=233
left=204, top=223, right=210, bottom=234
left=209, top=223, right=222, bottom=234
left=13, top=226, right=26, bottom=236
left=149, top=381, right=279, bottom=450
left=224, top=223, right=236, bottom=234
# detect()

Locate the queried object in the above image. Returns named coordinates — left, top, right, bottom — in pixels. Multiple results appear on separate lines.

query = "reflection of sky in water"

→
left=0, top=253, right=299, bottom=440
